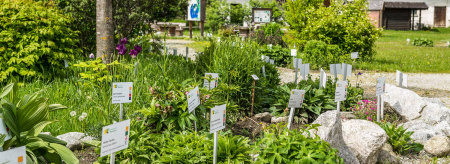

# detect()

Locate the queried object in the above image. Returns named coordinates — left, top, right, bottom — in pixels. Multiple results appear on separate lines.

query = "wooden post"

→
left=201, top=21, right=204, bottom=37
left=189, top=21, right=193, bottom=39
left=251, top=79, right=256, bottom=117
left=412, top=9, right=415, bottom=30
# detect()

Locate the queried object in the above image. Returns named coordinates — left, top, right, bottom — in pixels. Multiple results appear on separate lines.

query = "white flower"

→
left=70, top=111, right=76, bottom=117
left=81, top=112, right=88, bottom=117
left=78, top=116, right=85, bottom=121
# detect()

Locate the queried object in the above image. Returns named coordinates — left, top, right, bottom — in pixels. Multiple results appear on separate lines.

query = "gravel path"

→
left=161, top=39, right=197, bottom=60
left=277, top=67, right=450, bottom=107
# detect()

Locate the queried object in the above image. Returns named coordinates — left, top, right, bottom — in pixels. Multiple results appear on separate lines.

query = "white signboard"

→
left=344, top=64, right=352, bottom=77
left=100, top=119, right=131, bottom=157
left=351, top=52, right=359, bottom=59
left=64, top=60, right=68, bottom=68
left=396, top=70, right=408, bottom=87
left=0, top=117, right=12, bottom=141
left=203, top=73, right=219, bottom=90
left=112, top=82, right=133, bottom=104
left=251, top=75, right=259, bottom=80
left=269, top=59, right=274, bottom=65
left=264, top=56, right=270, bottom=63
left=188, top=0, right=201, bottom=21
left=210, top=104, right=226, bottom=134
left=254, top=10, right=271, bottom=23
left=0, top=146, right=26, bottom=164
left=288, top=89, right=305, bottom=108
left=291, top=49, right=297, bottom=57
left=376, top=77, right=386, bottom=96
left=218, top=37, right=221, bottom=42
left=293, top=58, right=302, bottom=69
left=330, top=64, right=342, bottom=76
left=300, top=64, right=310, bottom=77
left=334, top=81, right=348, bottom=102
left=187, top=86, right=200, bottom=113
left=320, top=68, right=327, bottom=88
left=268, top=44, right=272, bottom=49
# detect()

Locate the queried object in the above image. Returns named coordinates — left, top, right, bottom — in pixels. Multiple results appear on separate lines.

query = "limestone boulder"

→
left=424, top=136, right=450, bottom=157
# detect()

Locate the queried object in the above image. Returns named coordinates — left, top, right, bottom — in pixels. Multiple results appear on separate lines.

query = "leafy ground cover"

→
left=357, top=28, right=450, bottom=73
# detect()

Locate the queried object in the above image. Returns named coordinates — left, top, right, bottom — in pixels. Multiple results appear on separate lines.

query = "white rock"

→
left=377, top=143, right=400, bottom=164
left=56, top=132, right=95, bottom=150
left=422, top=97, right=446, bottom=107
left=400, top=120, right=445, bottom=144
left=435, top=121, right=450, bottom=136
left=254, top=112, right=272, bottom=123
left=310, top=110, right=359, bottom=164
left=342, top=119, right=388, bottom=164
left=271, top=116, right=287, bottom=124
left=384, top=84, right=426, bottom=121
left=418, top=102, right=450, bottom=125
left=424, top=136, right=450, bottom=157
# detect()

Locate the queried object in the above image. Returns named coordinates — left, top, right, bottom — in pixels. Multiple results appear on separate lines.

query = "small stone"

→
left=40, top=132, right=52, bottom=136
left=271, top=116, right=287, bottom=124
left=253, top=112, right=272, bottom=123
left=424, top=136, right=450, bottom=157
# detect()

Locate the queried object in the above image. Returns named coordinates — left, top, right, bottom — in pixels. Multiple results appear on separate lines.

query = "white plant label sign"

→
left=330, top=64, right=342, bottom=76
left=344, top=64, right=352, bottom=77
left=293, top=58, right=302, bottom=69
left=351, top=52, right=359, bottom=59
left=291, top=49, right=297, bottom=57
left=288, top=89, right=305, bottom=108
left=264, top=56, right=270, bottom=63
left=376, top=77, right=386, bottom=96
left=334, top=81, right=348, bottom=102
left=268, top=44, right=272, bottom=49
left=64, top=59, right=68, bottom=68
left=112, top=82, right=133, bottom=104
left=203, top=73, right=219, bottom=90
left=269, top=59, right=274, bottom=65
left=396, top=70, right=408, bottom=87
left=0, top=146, right=26, bottom=163
left=187, top=86, right=200, bottom=113
left=251, top=75, right=259, bottom=80
left=320, top=68, right=327, bottom=88
left=210, top=104, right=226, bottom=133
left=0, top=117, right=12, bottom=141
left=300, top=64, right=310, bottom=76
left=100, top=119, right=131, bottom=157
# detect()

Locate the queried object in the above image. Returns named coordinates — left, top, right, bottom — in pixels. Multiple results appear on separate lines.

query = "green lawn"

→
left=357, top=28, right=450, bottom=73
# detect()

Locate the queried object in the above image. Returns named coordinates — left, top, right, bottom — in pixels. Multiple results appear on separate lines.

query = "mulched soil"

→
left=74, top=147, right=99, bottom=164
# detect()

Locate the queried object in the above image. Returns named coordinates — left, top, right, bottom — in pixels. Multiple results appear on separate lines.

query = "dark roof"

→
left=369, top=0, right=384, bottom=10
left=384, top=2, right=428, bottom=9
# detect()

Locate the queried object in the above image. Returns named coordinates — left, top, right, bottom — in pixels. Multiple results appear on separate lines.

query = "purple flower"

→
left=357, top=72, right=362, bottom=76
left=89, top=53, right=95, bottom=59
left=134, top=45, right=142, bottom=54
left=366, top=112, right=369, bottom=115
left=120, top=38, right=128, bottom=45
left=368, top=117, right=372, bottom=121
left=116, top=44, right=127, bottom=55
left=129, top=49, right=138, bottom=58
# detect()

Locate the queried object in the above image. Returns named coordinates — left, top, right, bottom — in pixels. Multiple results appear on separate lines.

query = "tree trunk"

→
left=96, top=0, right=114, bottom=64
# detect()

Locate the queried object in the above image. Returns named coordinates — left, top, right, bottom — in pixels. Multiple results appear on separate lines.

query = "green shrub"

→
left=377, top=122, right=423, bottom=155
left=284, top=0, right=381, bottom=60
left=412, top=38, right=434, bottom=47
left=0, top=0, right=81, bottom=82
left=259, top=45, right=291, bottom=67
left=302, top=40, right=345, bottom=69
left=255, top=22, right=286, bottom=47
left=254, top=124, right=343, bottom=163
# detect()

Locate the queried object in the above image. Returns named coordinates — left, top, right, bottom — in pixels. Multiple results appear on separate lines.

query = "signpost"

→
left=330, top=63, right=352, bottom=81
left=293, top=58, right=302, bottom=84
left=210, top=104, right=226, bottom=164
left=287, top=89, right=305, bottom=130
left=204, top=73, right=219, bottom=90
left=250, top=75, right=259, bottom=117
left=300, top=63, right=310, bottom=80
left=291, top=49, right=297, bottom=57
left=396, top=70, right=408, bottom=87
left=187, top=0, right=206, bottom=38
left=0, top=146, right=26, bottom=163
left=351, top=52, right=359, bottom=59
left=100, top=120, right=131, bottom=159
left=320, top=68, right=327, bottom=89
left=111, top=82, right=133, bottom=163
left=186, top=47, right=189, bottom=60
left=334, top=81, right=348, bottom=111
left=376, top=77, right=386, bottom=122
left=187, top=86, right=200, bottom=131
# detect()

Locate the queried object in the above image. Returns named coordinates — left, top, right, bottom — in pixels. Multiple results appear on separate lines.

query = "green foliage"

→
left=195, top=39, right=280, bottom=116
left=259, top=45, right=290, bottom=67
left=0, top=83, right=78, bottom=164
left=254, top=124, right=343, bottom=163
left=0, top=0, right=81, bottom=82
left=412, top=38, right=434, bottom=47
left=73, top=58, right=133, bottom=87
left=255, top=22, right=286, bottom=47
left=249, top=0, right=284, bottom=23
left=302, top=40, right=344, bottom=69
left=206, top=0, right=229, bottom=33
left=377, top=122, right=424, bottom=155
left=284, top=0, right=382, bottom=60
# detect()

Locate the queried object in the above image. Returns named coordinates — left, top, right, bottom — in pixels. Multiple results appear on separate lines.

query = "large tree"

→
left=96, top=0, right=114, bottom=62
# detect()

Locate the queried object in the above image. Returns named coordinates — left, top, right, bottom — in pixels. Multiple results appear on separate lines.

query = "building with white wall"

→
left=384, top=0, right=449, bottom=28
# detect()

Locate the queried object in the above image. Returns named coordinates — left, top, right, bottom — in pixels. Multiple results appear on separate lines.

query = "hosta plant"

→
left=0, top=83, right=78, bottom=164
left=377, top=122, right=423, bottom=155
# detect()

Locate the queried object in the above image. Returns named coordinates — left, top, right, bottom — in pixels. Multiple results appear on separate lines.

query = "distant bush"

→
left=302, top=40, right=345, bottom=69
left=259, top=45, right=290, bottom=67
left=0, top=0, right=81, bottom=82
left=412, top=38, right=434, bottom=47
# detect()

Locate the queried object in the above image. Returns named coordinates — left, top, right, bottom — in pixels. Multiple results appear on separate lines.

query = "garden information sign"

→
left=252, top=8, right=272, bottom=23
left=204, top=73, right=219, bottom=90
left=187, top=86, right=200, bottom=113
left=100, top=119, right=131, bottom=157
left=0, top=146, right=26, bottom=163
left=112, top=82, right=133, bottom=104
left=210, top=104, right=226, bottom=133
left=334, top=81, right=348, bottom=102
left=188, top=0, right=201, bottom=21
